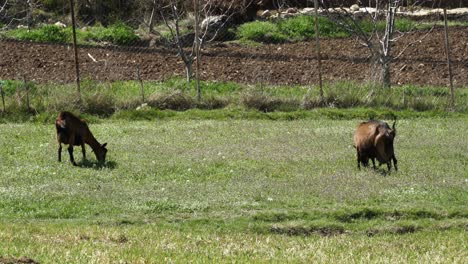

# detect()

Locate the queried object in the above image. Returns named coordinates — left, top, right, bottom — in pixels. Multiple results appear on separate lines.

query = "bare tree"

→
left=273, top=0, right=287, bottom=18
left=320, top=0, right=431, bottom=89
left=0, top=1, right=8, bottom=17
left=160, top=0, right=252, bottom=96
left=161, top=1, right=195, bottom=83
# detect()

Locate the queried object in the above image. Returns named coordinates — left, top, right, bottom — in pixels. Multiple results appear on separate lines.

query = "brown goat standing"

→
left=353, top=119, right=397, bottom=172
left=56, top=111, right=107, bottom=166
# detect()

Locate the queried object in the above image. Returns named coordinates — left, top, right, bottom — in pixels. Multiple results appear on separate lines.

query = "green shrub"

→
left=11, top=25, right=68, bottom=43
left=237, top=16, right=349, bottom=43
left=196, top=96, right=230, bottom=110
left=147, top=91, right=195, bottom=111
left=0, top=80, right=21, bottom=96
left=278, top=15, right=348, bottom=40
left=87, top=23, right=139, bottom=46
left=236, top=21, right=287, bottom=43
left=360, top=18, right=418, bottom=35
left=83, top=92, right=116, bottom=117
left=241, top=92, right=300, bottom=112
left=394, top=18, right=417, bottom=32
left=278, top=15, right=316, bottom=40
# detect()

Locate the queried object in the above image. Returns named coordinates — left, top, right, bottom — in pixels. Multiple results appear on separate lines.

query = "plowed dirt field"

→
left=1, top=27, right=467, bottom=86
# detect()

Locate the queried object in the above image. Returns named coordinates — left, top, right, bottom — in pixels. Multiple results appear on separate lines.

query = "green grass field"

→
left=0, top=116, right=466, bottom=262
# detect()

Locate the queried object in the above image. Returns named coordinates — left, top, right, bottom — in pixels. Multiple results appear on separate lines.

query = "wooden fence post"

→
left=23, top=76, right=30, bottom=112
left=69, top=0, right=81, bottom=101
left=137, top=65, right=145, bottom=103
left=0, top=81, right=5, bottom=113
left=443, top=8, right=455, bottom=111
left=314, top=0, right=323, bottom=100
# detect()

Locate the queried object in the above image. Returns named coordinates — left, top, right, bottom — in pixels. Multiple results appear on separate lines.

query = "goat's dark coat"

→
left=56, top=111, right=107, bottom=166
left=353, top=119, right=397, bottom=172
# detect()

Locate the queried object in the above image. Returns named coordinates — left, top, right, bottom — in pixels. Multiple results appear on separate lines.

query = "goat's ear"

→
left=392, top=119, right=396, bottom=130
left=102, top=143, right=107, bottom=148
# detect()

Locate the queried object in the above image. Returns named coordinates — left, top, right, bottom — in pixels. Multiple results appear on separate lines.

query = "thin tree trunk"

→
left=381, top=58, right=391, bottom=89
left=148, top=0, right=156, bottom=34
left=194, top=0, right=201, bottom=101
left=0, top=82, right=5, bottom=113
left=137, top=65, right=145, bottom=103
left=23, top=76, right=30, bottom=112
left=381, top=2, right=396, bottom=89
left=186, top=62, right=193, bottom=84
left=69, top=0, right=81, bottom=100
left=443, top=8, right=455, bottom=111
left=314, top=0, right=323, bottom=100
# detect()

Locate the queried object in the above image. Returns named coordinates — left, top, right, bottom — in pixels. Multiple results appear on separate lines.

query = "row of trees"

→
left=3, top=0, right=461, bottom=27
left=162, top=0, right=455, bottom=101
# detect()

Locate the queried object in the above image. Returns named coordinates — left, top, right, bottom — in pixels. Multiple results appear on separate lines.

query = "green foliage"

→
left=41, top=0, right=68, bottom=12
left=236, top=15, right=350, bottom=43
left=0, top=80, right=22, bottom=96
left=277, top=15, right=316, bottom=40
left=394, top=18, right=417, bottom=32
left=236, top=21, right=287, bottom=43
left=9, top=25, right=68, bottom=43
left=236, top=15, right=440, bottom=44
left=278, top=15, right=349, bottom=40
left=5, top=23, right=139, bottom=46
left=84, top=23, right=139, bottom=46
left=358, top=18, right=429, bottom=36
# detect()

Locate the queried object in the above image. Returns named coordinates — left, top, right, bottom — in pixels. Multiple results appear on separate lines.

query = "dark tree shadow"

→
left=77, top=159, right=117, bottom=170
left=374, top=166, right=396, bottom=177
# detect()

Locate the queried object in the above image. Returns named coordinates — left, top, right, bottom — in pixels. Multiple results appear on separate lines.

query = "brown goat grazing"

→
left=353, top=119, right=397, bottom=172
left=56, top=111, right=107, bottom=166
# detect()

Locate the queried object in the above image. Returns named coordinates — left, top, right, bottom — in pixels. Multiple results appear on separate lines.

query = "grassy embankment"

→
left=0, top=78, right=466, bottom=123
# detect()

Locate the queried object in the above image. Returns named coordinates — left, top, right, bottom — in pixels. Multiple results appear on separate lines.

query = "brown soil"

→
left=0, top=27, right=467, bottom=87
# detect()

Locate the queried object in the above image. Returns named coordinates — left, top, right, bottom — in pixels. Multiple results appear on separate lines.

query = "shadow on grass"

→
left=359, top=165, right=395, bottom=176
left=77, top=160, right=117, bottom=170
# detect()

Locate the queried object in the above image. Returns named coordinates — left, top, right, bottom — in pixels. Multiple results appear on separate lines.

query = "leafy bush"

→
left=86, top=23, right=139, bottom=46
left=394, top=18, right=417, bottom=32
left=196, top=96, right=230, bottom=110
left=83, top=92, right=116, bottom=117
left=147, top=91, right=196, bottom=111
left=278, top=15, right=348, bottom=40
left=5, top=22, right=139, bottom=46
left=11, top=25, right=68, bottom=43
left=236, top=21, right=287, bottom=43
left=278, top=15, right=316, bottom=40
left=359, top=18, right=419, bottom=35
left=237, top=16, right=349, bottom=43
left=241, top=92, right=300, bottom=112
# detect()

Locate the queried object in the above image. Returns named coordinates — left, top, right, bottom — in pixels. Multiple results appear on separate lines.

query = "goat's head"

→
left=94, top=143, right=108, bottom=163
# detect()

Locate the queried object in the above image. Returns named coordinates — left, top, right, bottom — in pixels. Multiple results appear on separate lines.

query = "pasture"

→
left=0, top=117, right=466, bottom=263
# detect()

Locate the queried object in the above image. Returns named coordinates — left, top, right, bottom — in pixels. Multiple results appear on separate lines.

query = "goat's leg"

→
left=371, top=158, right=376, bottom=170
left=68, top=146, right=77, bottom=166
left=58, top=143, right=62, bottom=162
left=67, top=134, right=77, bottom=166
left=356, top=150, right=361, bottom=170
left=393, top=155, right=398, bottom=171
left=81, top=143, right=86, bottom=161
